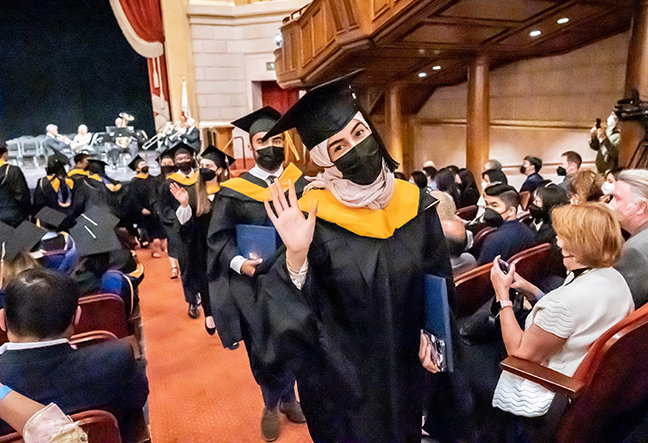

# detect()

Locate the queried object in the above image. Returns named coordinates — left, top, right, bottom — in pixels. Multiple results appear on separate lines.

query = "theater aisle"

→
left=137, top=251, right=313, bottom=442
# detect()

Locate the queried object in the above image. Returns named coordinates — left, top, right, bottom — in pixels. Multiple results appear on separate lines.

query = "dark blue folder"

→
left=236, top=224, right=277, bottom=261
left=423, top=274, right=453, bottom=372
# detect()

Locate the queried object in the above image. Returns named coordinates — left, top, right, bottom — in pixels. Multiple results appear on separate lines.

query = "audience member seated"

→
left=435, top=167, right=461, bottom=207
left=483, top=159, right=502, bottom=173
left=612, top=170, right=648, bottom=308
left=409, top=170, right=428, bottom=191
left=567, top=168, right=603, bottom=204
left=477, top=184, right=536, bottom=265
left=519, top=156, right=544, bottom=194
left=601, top=168, right=622, bottom=199
left=528, top=182, right=569, bottom=244
left=423, top=165, right=437, bottom=193
left=481, top=168, right=508, bottom=188
left=431, top=190, right=476, bottom=275
left=557, top=150, right=582, bottom=192
left=457, top=169, right=480, bottom=208
left=0, top=269, right=149, bottom=441
left=489, top=203, right=633, bottom=436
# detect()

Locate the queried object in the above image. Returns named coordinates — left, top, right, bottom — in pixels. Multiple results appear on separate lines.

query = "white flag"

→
left=181, top=78, right=191, bottom=121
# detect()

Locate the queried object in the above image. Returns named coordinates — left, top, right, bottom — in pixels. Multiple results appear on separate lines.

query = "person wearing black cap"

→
left=154, top=149, right=179, bottom=277
left=256, top=71, right=454, bottom=442
left=127, top=155, right=164, bottom=258
left=0, top=143, right=30, bottom=228
left=32, top=152, right=74, bottom=229
left=0, top=221, right=46, bottom=293
left=158, top=143, right=201, bottom=316
left=170, top=145, right=232, bottom=334
left=207, top=107, right=307, bottom=441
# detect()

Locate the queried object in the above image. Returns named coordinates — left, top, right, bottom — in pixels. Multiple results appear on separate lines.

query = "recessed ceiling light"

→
left=529, top=30, right=541, bottom=37
left=557, top=17, right=569, bottom=24
left=418, top=49, right=426, bottom=55
left=432, top=65, right=441, bottom=71
left=418, top=72, right=427, bottom=78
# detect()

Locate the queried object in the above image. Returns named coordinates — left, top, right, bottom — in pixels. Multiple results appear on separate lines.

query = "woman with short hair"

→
left=490, top=202, right=633, bottom=423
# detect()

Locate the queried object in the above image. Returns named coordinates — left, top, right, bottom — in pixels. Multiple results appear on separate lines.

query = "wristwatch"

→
left=494, top=300, right=513, bottom=312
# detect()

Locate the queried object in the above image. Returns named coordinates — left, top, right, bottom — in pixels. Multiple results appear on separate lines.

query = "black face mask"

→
left=556, top=166, right=567, bottom=177
left=176, top=161, right=192, bottom=173
left=527, top=203, right=546, bottom=220
left=484, top=208, right=505, bottom=227
left=519, top=165, right=526, bottom=174
left=446, top=237, right=467, bottom=258
left=140, top=166, right=149, bottom=174
left=333, top=135, right=383, bottom=186
left=200, top=168, right=217, bottom=182
left=254, top=146, right=284, bottom=172
left=161, top=165, right=176, bottom=175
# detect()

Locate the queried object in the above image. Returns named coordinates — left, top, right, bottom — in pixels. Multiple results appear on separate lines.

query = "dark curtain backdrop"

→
left=0, top=0, right=154, bottom=141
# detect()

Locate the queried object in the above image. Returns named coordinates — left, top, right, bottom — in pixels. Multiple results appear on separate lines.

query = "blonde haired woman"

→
left=490, top=203, right=633, bottom=426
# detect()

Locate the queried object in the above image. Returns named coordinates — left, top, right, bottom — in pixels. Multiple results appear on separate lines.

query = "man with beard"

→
left=208, top=107, right=307, bottom=441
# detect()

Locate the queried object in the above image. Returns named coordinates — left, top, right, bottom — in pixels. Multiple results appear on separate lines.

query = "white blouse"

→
left=492, top=267, right=634, bottom=417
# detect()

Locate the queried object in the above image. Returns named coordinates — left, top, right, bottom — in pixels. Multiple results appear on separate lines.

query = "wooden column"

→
left=215, top=124, right=234, bottom=157
left=466, top=55, right=490, bottom=182
left=385, top=83, right=412, bottom=174
left=619, top=0, right=648, bottom=167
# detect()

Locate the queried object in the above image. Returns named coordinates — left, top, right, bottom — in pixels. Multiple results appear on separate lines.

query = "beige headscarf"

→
left=305, top=112, right=395, bottom=210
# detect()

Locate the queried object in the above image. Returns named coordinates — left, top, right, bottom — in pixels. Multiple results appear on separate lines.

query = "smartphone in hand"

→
left=596, top=118, right=601, bottom=129
left=498, top=258, right=510, bottom=275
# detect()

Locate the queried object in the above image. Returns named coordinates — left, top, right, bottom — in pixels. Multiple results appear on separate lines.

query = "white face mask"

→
left=602, top=181, right=615, bottom=195
left=481, top=180, right=488, bottom=190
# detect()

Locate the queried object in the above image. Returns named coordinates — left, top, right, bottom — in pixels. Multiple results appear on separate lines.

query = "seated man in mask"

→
left=477, top=183, right=536, bottom=265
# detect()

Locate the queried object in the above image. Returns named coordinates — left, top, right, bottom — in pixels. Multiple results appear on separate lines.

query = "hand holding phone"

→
left=596, top=118, right=601, bottom=129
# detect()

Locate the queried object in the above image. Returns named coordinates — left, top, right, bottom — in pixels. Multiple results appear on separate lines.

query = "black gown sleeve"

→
left=8, top=166, right=31, bottom=222
left=32, top=178, right=47, bottom=217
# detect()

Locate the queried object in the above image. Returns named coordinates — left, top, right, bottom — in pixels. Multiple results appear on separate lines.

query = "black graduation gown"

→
left=207, top=164, right=307, bottom=387
left=177, top=183, right=219, bottom=311
left=128, top=173, right=164, bottom=239
left=158, top=170, right=197, bottom=259
left=32, top=175, right=75, bottom=228
left=72, top=174, right=125, bottom=221
left=254, top=180, right=454, bottom=443
left=0, top=161, right=30, bottom=228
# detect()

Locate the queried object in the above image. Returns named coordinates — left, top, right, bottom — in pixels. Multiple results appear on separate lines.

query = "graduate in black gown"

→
left=0, top=144, right=30, bottom=228
left=158, top=143, right=200, bottom=317
left=153, top=150, right=179, bottom=278
left=256, top=72, right=454, bottom=443
left=127, top=155, right=164, bottom=258
left=72, top=158, right=124, bottom=221
left=32, top=152, right=75, bottom=230
left=170, top=145, right=232, bottom=335
left=207, top=107, right=307, bottom=441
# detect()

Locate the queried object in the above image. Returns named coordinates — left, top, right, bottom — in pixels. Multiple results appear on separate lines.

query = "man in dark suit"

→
left=0, top=269, right=148, bottom=442
left=181, top=118, right=201, bottom=151
left=43, top=124, right=73, bottom=157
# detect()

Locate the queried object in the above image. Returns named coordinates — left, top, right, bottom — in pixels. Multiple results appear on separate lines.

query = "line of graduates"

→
left=157, top=72, right=453, bottom=442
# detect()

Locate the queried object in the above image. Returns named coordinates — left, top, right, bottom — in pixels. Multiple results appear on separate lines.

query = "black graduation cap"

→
left=0, top=221, right=46, bottom=262
left=262, top=70, right=363, bottom=149
left=231, top=106, right=282, bottom=139
left=35, top=207, right=67, bottom=231
left=77, top=205, right=120, bottom=229
left=70, top=209, right=122, bottom=257
left=168, top=142, right=196, bottom=158
left=200, top=145, right=235, bottom=170
left=48, top=149, right=71, bottom=168
left=128, top=155, right=146, bottom=171
left=156, top=148, right=174, bottom=163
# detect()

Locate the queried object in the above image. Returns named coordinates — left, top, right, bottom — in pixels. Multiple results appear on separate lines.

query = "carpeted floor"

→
left=137, top=250, right=312, bottom=443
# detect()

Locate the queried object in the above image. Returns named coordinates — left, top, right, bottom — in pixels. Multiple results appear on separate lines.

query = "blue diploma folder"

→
left=423, top=274, right=453, bottom=372
left=236, top=224, right=277, bottom=261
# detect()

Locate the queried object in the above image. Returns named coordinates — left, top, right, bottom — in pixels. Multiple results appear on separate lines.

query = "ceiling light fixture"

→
left=557, top=17, right=569, bottom=24
left=432, top=65, right=441, bottom=71
left=418, top=72, right=427, bottom=78
left=529, top=30, right=541, bottom=37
